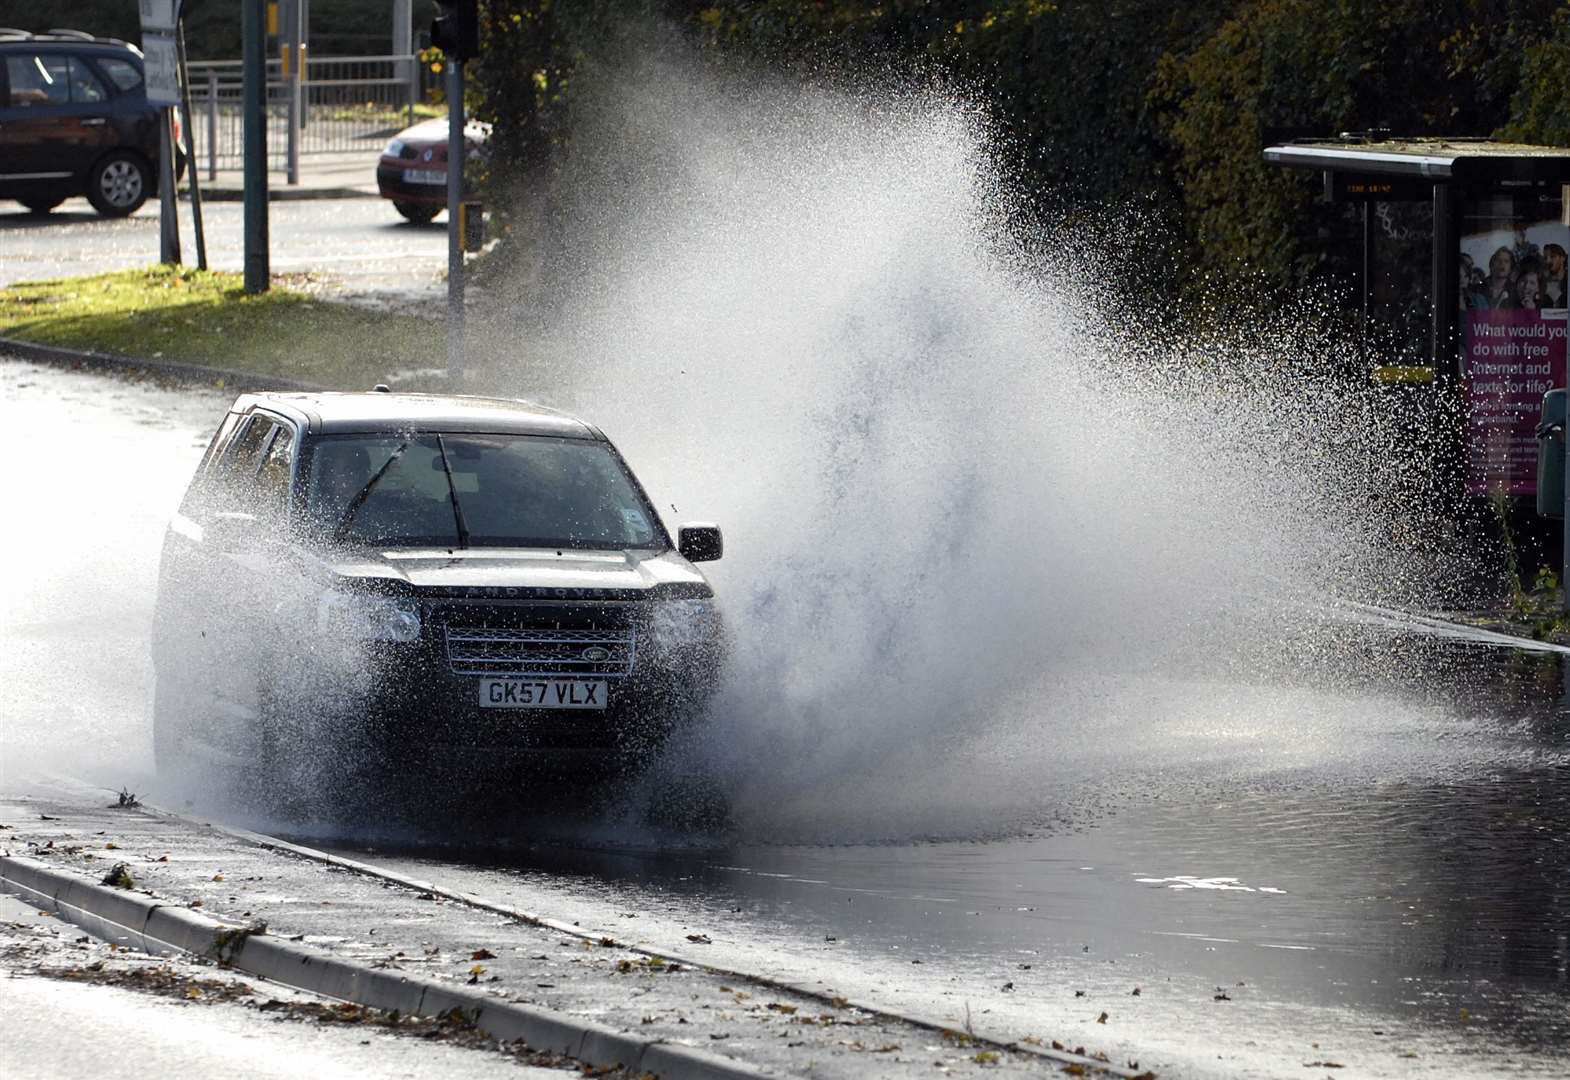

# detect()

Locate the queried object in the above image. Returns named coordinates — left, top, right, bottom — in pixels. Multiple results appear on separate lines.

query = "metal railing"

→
left=184, top=54, right=433, bottom=180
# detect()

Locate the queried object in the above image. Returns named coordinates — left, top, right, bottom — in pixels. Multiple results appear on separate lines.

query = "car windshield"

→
left=302, top=434, right=664, bottom=550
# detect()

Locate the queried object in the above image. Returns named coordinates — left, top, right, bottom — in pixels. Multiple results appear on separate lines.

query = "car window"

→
left=178, top=412, right=244, bottom=516
left=67, top=57, right=108, bottom=103
left=2, top=53, right=108, bottom=106
left=94, top=56, right=142, bottom=93
left=302, top=433, right=662, bottom=550
left=217, top=415, right=280, bottom=486
left=253, top=427, right=296, bottom=513
left=5, top=53, right=72, bottom=107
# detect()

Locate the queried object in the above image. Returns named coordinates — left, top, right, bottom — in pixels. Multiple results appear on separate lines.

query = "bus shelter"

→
left=1263, top=137, right=1570, bottom=501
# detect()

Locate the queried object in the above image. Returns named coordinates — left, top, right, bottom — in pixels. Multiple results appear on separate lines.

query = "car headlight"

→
left=649, top=598, right=721, bottom=648
left=317, top=592, right=421, bottom=643
left=384, top=137, right=405, bottom=157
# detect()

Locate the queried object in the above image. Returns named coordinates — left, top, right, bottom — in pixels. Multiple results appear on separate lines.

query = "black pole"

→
left=175, top=19, right=207, bottom=271
left=243, top=0, right=269, bottom=293
left=157, top=108, right=181, bottom=264
left=446, top=58, right=465, bottom=383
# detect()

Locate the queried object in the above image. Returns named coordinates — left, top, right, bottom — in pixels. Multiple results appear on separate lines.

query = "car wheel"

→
left=393, top=201, right=439, bottom=225
left=20, top=197, right=64, bottom=214
left=86, top=151, right=151, bottom=217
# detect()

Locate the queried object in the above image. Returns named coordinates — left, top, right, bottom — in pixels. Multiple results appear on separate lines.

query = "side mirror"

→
left=678, top=523, right=723, bottom=563
left=204, top=510, right=261, bottom=553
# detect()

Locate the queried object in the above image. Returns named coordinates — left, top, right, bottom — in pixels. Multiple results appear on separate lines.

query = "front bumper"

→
left=376, top=163, right=446, bottom=205
left=314, top=598, right=723, bottom=773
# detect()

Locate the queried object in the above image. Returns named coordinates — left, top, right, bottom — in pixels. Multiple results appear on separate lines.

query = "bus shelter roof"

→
left=1263, top=138, right=1570, bottom=183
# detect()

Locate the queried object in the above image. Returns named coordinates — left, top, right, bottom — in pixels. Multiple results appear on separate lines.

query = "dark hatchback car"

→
left=153, top=391, right=725, bottom=803
left=0, top=29, right=174, bottom=216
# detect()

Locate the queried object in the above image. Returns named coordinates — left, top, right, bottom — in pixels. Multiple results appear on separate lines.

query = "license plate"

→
left=479, top=679, right=607, bottom=710
left=403, top=168, right=445, bottom=185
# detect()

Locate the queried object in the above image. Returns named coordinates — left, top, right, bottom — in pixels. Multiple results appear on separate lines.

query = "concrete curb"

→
left=188, top=186, right=380, bottom=203
left=0, top=335, right=322, bottom=392
left=0, top=853, right=771, bottom=1080
left=189, top=813, right=1145, bottom=1078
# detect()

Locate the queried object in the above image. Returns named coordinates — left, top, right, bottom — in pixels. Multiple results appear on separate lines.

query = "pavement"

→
left=0, top=893, right=583, bottom=1080
left=0, top=783, right=1122, bottom=1079
left=183, top=151, right=382, bottom=202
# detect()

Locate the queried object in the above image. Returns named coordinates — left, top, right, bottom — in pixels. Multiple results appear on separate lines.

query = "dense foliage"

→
left=9, top=1, right=1566, bottom=303
left=0, top=0, right=398, bottom=59
left=451, top=0, right=1569, bottom=305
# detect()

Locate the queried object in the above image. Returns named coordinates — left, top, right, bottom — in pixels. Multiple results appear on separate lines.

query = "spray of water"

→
left=456, top=46, right=1525, bottom=843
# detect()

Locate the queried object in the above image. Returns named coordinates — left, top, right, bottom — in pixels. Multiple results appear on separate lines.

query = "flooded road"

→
left=3, top=356, right=1568, bottom=1077
left=311, top=745, right=1567, bottom=1076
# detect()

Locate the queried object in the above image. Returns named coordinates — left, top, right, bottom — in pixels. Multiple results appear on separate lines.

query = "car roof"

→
left=0, top=32, right=140, bottom=55
left=235, top=391, right=603, bottom=440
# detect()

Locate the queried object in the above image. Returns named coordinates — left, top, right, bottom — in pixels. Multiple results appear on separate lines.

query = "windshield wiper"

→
left=331, top=440, right=410, bottom=543
left=435, top=434, right=471, bottom=549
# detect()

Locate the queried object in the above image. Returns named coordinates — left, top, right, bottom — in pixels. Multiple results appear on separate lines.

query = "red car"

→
left=374, top=116, right=488, bottom=224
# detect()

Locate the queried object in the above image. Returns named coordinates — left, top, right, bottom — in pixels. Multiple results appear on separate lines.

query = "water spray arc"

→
left=460, top=51, right=1494, bottom=842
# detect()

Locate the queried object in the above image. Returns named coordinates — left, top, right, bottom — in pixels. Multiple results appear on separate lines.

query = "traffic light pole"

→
left=242, top=0, right=270, bottom=293
left=446, top=58, right=465, bottom=384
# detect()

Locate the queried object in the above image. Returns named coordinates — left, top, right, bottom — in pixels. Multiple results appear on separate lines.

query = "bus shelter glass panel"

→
left=1458, top=186, right=1570, bottom=496
left=1366, top=200, right=1433, bottom=368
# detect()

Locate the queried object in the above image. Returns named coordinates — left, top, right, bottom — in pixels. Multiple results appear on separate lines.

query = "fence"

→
left=184, top=55, right=434, bottom=180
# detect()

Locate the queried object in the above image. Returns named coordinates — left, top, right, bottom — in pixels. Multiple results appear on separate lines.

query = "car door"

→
left=169, top=411, right=298, bottom=757
left=0, top=50, right=115, bottom=185
left=210, top=414, right=302, bottom=733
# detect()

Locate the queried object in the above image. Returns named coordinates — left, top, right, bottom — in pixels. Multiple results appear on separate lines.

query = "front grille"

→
left=443, top=625, right=637, bottom=677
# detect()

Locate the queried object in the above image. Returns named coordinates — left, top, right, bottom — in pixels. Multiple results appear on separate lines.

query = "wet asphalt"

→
left=2, top=356, right=1567, bottom=1077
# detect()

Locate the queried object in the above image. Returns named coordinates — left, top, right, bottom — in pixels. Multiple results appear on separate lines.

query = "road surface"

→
left=2, top=356, right=1566, bottom=1078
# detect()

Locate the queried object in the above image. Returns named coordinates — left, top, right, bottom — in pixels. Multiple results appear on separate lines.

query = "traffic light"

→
left=431, top=0, right=480, bottom=61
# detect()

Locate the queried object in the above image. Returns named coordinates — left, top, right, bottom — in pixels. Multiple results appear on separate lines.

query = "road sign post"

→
left=140, top=1, right=181, bottom=266
left=175, top=19, right=207, bottom=271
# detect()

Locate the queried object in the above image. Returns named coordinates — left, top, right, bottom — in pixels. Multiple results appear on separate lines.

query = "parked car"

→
left=152, top=389, right=725, bottom=805
left=0, top=29, right=180, bottom=217
left=375, top=115, right=489, bottom=224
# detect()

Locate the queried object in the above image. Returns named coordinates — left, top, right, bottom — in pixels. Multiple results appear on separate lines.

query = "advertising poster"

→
left=1459, top=200, right=1569, bottom=496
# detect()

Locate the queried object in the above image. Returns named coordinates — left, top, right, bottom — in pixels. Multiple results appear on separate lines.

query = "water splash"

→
left=466, top=52, right=1519, bottom=842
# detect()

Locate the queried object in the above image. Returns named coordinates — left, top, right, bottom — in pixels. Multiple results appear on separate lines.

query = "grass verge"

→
left=0, top=265, right=443, bottom=389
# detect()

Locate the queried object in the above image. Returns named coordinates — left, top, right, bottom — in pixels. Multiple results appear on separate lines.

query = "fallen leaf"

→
left=1097, top=1011, right=1109, bottom=1024
left=471, top=949, right=495, bottom=960
left=686, top=934, right=712, bottom=944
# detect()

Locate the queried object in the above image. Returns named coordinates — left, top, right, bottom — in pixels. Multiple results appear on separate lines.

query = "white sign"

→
left=138, top=0, right=178, bottom=32
left=141, top=32, right=180, bottom=105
